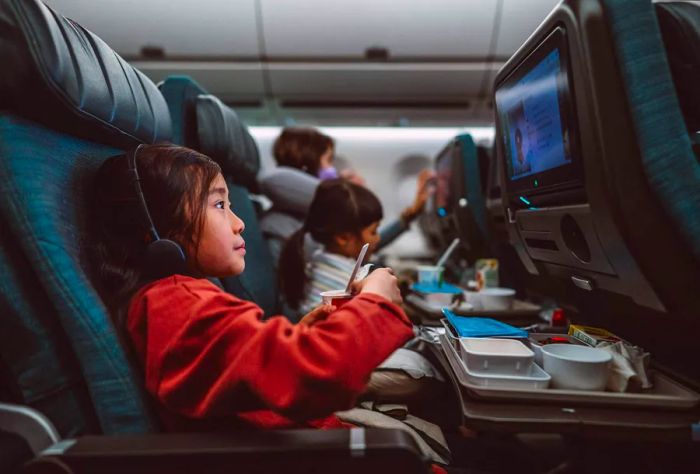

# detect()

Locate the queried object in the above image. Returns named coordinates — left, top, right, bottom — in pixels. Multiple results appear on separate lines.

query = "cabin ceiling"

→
left=45, top=0, right=558, bottom=126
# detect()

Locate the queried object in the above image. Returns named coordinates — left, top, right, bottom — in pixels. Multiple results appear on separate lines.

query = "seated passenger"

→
left=259, top=127, right=433, bottom=267
left=278, top=179, right=448, bottom=410
left=279, top=179, right=385, bottom=316
left=89, top=144, right=413, bottom=432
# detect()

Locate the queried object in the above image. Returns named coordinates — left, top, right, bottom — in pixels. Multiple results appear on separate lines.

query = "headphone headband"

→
left=126, top=144, right=160, bottom=243
left=125, top=144, right=187, bottom=278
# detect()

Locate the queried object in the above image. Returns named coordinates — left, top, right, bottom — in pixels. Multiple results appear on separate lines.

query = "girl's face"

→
left=192, top=173, right=246, bottom=277
left=335, top=221, right=381, bottom=260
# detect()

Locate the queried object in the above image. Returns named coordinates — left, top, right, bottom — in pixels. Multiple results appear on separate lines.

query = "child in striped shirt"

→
left=279, top=179, right=383, bottom=316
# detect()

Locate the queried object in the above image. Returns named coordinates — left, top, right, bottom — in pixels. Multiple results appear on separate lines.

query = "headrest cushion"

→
left=196, top=95, right=260, bottom=190
left=0, top=0, right=171, bottom=148
left=656, top=2, right=700, bottom=134
left=258, top=166, right=320, bottom=215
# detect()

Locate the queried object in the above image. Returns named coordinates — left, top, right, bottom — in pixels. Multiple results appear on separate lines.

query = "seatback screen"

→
left=500, top=49, right=572, bottom=180
left=434, top=146, right=453, bottom=216
left=495, top=27, right=581, bottom=196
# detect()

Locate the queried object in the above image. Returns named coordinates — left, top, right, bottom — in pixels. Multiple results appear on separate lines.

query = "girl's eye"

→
left=215, top=201, right=225, bottom=210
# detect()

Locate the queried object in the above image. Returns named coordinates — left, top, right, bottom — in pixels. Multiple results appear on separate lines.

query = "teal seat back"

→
left=451, top=133, right=489, bottom=261
left=603, top=0, right=700, bottom=261
left=0, top=0, right=171, bottom=435
left=159, top=76, right=279, bottom=315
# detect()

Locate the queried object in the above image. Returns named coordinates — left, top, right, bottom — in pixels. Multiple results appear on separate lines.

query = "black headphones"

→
left=126, top=144, right=188, bottom=278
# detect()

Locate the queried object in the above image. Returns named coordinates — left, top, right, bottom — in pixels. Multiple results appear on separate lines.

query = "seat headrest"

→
left=0, top=0, right=171, bottom=148
left=258, top=166, right=320, bottom=215
left=656, top=1, right=700, bottom=135
left=196, top=95, right=260, bottom=190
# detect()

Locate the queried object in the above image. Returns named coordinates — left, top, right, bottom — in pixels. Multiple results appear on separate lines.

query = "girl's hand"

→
left=299, top=304, right=336, bottom=326
left=351, top=267, right=402, bottom=305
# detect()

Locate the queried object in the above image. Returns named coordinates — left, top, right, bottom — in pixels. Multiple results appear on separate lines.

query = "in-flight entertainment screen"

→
left=434, top=145, right=453, bottom=217
left=495, top=27, right=581, bottom=195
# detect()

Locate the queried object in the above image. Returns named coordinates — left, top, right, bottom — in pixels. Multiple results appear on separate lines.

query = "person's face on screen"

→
left=515, top=129, right=525, bottom=164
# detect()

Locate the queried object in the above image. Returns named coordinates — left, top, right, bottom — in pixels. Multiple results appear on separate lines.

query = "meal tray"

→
left=406, top=292, right=541, bottom=319
left=439, top=332, right=700, bottom=410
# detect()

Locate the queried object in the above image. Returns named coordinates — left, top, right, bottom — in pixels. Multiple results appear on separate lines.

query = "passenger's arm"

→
left=145, top=280, right=413, bottom=423
left=377, top=169, right=434, bottom=250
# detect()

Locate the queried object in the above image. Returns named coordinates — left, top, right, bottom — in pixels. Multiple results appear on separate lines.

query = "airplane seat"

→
left=0, top=0, right=166, bottom=436
left=257, top=165, right=320, bottom=269
left=655, top=1, right=700, bottom=155
left=451, top=133, right=489, bottom=263
left=494, top=0, right=700, bottom=378
left=158, top=76, right=278, bottom=315
left=0, top=1, right=428, bottom=472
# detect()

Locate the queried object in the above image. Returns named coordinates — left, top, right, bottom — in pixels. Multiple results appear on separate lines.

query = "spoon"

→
left=345, top=243, right=369, bottom=293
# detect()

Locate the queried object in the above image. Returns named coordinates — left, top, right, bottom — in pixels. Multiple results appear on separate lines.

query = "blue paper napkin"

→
left=411, top=282, right=463, bottom=294
left=442, top=309, right=528, bottom=338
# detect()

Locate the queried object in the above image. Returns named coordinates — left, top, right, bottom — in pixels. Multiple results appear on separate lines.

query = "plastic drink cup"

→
left=417, top=265, right=444, bottom=287
left=321, top=290, right=353, bottom=308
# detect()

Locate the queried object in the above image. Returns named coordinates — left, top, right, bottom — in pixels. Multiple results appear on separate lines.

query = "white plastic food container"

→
left=461, top=357, right=551, bottom=389
left=459, top=337, right=534, bottom=375
left=542, top=344, right=612, bottom=391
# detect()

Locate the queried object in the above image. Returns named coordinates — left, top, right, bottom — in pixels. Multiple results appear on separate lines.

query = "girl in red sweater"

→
left=90, top=144, right=415, bottom=432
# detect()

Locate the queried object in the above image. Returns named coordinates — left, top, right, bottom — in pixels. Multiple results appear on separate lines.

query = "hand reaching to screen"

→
left=351, top=267, right=402, bottom=305
left=402, top=169, right=436, bottom=222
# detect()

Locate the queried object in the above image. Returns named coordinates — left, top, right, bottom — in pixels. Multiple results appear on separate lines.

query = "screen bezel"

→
left=495, top=26, right=582, bottom=197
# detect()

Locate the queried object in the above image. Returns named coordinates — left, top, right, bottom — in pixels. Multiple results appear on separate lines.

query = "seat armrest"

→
left=24, top=428, right=431, bottom=474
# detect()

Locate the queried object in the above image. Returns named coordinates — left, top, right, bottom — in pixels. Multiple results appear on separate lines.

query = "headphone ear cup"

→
left=145, top=239, right=187, bottom=278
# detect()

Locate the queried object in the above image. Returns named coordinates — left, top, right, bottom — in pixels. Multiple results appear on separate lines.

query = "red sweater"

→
left=127, top=275, right=414, bottom=431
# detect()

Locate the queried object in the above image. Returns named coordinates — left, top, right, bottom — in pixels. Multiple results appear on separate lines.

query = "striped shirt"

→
left=299, top=249, right=356, bottom=315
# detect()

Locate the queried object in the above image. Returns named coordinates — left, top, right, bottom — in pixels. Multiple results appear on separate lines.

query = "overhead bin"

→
left=39, top=0, right=557, bottom=123
left=260, top=0, right=496, bottom=60
left=268, top=63, right=491, bottom=103
left=42, top=0, right=260, bottom=58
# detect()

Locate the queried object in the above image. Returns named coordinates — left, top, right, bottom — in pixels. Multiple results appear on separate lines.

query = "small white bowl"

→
left=542, top=344, right=611, bottom=391
left=478, top=287, right=515, bottom=310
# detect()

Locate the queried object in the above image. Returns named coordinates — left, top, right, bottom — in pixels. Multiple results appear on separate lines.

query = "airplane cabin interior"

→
left=1, top=0, right=699, bottom=473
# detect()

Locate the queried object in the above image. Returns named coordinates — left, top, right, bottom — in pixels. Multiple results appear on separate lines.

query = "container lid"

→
left=411, top=282, right=463, bottom=294
left=443, top=309, right=528, bottom=338
left=461, top=338, right=534, bottom=357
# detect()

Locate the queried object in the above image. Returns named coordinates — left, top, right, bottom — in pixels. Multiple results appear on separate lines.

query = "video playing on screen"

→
left=498, top=48, right=572, bottom=181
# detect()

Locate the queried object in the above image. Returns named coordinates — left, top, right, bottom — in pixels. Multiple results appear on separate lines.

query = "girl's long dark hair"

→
left=90, top=144, right=221, bottom=324
left=279, top=179, right=383, bottom=309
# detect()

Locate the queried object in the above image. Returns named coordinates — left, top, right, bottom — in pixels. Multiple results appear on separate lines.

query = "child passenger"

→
left=278, top=179, right=384, bottom=316
left=90, top=144, right=413, bottom=432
